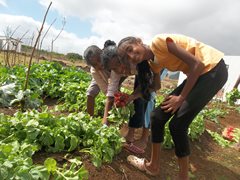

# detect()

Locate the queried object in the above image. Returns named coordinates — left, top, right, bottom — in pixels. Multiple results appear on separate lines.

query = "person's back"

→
left=84, top=45, right=110, bottom=116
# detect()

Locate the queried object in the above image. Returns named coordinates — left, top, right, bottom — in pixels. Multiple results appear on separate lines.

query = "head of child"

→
left=101, top=45, right=131, bottom=75
left=117, top=36, right=152, bottom=65
left=83, top=45, right=103, bottom=70
left=103, top=40, right=116, bottom=49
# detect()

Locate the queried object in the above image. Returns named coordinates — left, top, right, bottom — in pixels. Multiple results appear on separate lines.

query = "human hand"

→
left=126, top=94, right=135, bottom=104
left=161, top=95, right=184, bottom=114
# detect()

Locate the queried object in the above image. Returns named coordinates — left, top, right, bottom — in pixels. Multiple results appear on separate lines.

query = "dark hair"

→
left=117, top=36, right=139, bottom=61
left=137, top=60, right=153, bottom=101
left=118, top=36, right=138, bottom=48
left=118, top=37, right=152, bottom=100
left=104, top=40, right=116, bottom=49
left=101, top=45, right=118, bottom=70
left=83, top=45, right=102, bottom=66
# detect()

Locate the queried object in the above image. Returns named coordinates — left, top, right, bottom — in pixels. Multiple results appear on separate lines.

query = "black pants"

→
left=151, top=59, right=228, bottom=157
left=128, top=75, right=148, bottom=128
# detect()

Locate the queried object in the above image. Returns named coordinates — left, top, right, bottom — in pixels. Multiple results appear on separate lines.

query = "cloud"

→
left=38, top=0, right=240, bottom=55
left=0, top=14, right=103, bottom=55
left=1, top=0, right=240, bottom=55
left=0, top=0, right=7, bottom=7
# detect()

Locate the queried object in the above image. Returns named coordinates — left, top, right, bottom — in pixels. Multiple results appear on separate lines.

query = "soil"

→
left=1, top=61, right=239, bottom=179
left=1, top=101, right=239, bottom=180
left=80, top=105, right=240, bottom=180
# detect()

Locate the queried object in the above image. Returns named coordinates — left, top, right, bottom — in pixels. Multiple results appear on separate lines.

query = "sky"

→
left=0, top=0, right=240, bottom=56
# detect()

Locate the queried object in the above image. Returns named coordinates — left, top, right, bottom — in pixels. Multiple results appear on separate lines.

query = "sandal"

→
left=123, top=142, right=145, bottom=154
left=127, top=155, right=159, bottom=176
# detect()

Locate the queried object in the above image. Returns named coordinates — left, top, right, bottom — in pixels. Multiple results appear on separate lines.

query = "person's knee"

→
left=150, top=111, right=161, bottom=127
left=169, top=120, right=185, bottom=136
left=87, top=93, right=97, bottom=100
left=169, top=120, right=176, bottom=133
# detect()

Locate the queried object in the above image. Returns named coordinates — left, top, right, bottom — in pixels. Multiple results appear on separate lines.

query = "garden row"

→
left=0, top=61, right=239, bottom=179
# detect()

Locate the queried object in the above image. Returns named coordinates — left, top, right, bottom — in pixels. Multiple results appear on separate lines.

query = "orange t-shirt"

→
left=149, top=34, right=224, bottom=75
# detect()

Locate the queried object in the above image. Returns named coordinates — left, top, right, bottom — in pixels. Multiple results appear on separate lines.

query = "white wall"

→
left=178, top=56, right=240, bottom=102
left=0, top=38, right=22, bottom=52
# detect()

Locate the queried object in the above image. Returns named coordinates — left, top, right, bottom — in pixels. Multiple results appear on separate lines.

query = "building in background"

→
left=178, top=56, right=240, bottom=102
left=0, top=36, right=22, bottom=52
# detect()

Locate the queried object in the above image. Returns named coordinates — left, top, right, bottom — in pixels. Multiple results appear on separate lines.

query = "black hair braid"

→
left=101, top=45, right=118, bottom=70
left=137, top=60, right=153, bottom=101
left=104, top=40, right=116, bottom=49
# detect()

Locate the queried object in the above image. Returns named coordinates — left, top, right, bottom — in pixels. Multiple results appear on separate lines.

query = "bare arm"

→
left=102, top=71, right=121, bottom=125
left=161, top=38, right=205, bottom=113
left=128, top=72, right=161, bottom=102
left=167, top=38, right=204, bottom=100
left=102, top=97, right=114, bottom=124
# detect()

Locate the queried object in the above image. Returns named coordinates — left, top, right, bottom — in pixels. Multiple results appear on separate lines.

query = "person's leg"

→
left=124, top=97, right=146, bottom=154
left=144, top=143, right=161, bottom=174
left=134, top=128, right=150, bottom=150
left=87, top=95, right=95, bottom=116
left=134, top=92, right=156, bottom=149
left=141, top=127, right=150, bottom=142
left=123, top=75, right=147, bottom=153
left=143, top=105, right=173, bottom=174
left=145, top=81, right=189, bottom=173
left=125, top=127, right=135, bottom=142
left=127, top=81, right=187, bottom=174
left=125, top=97, right=145, bottom=142
left=86, top=79, right=100, bottom=116
left=169, top=59, right=228, bottom=179
left=178, top=156, right=189, bottom=180
left=126, top=76, right=145, bottom=142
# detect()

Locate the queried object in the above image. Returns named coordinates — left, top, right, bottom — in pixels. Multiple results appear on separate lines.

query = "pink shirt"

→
left=91, top=64, right=137, bottom=97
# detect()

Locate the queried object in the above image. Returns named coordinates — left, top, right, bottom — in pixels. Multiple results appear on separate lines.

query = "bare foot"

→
left=145, top=161, right=160, bottom=176
left=127, top=155, right=159, bottom=176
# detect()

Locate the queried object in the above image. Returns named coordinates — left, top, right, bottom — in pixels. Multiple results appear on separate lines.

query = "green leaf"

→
left=1, top=144, right=13, bottom=155
left=54, top=135, right=65, bottom=152
left=26, top=119, right=39, bottom=127
left=0, top=166, right=9, bottom=179
left=15, top=167, right=32, bottom=180
left=44, top=158, right=57, bottom=173
left=68, top=135, right=79, bottom=152
left=30, top=165, right=50, bottom=180
left=16, top=90, right=24, bottom=100
left=68, top=157, right=83, bottom=166
left=40, top=132, right=54, bottom=146
left=3, top=160, right=13, bottom=168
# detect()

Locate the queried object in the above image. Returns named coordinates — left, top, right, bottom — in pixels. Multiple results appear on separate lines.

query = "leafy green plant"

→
left=236, top=106, right=240, bottom=114
left=226, top=88, right=240, bottom=106
left=202, top=108, right=227, bottom=123
left=162, top=111, right=205, bottom=149
left=207, top=130, right=232, bottom=147
left=44, top=157, right=88, bottom=180
left=0, top=108, right=124, bottom=172
left=108, top=103, right=135, bottom=126
left=0, top=62, right=91, bottom=110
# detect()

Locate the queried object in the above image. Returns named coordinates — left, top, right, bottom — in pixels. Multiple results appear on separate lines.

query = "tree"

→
left=51, top=17, right=66, bottom=60
left=66, top=52, right=83, bottom=61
